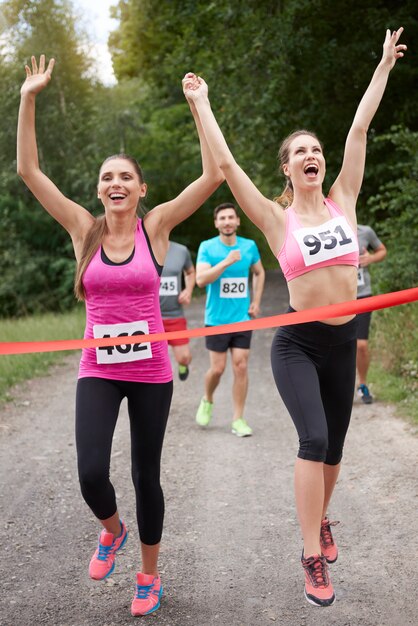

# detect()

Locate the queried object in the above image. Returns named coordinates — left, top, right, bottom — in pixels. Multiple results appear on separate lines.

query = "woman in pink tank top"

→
left=17, top=60, right=223, bottom=617
left=185, top=29, right=406, bottom=606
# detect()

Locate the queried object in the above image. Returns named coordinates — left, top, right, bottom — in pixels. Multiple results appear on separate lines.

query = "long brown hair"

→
left=74, top=154, right=145, bottom=301
left=274, top=130, right=322, bottom=208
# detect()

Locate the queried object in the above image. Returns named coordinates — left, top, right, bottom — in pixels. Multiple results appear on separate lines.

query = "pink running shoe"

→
left=131, top=572, right=163, bottom=616
left=89, top=520, right=128, bottom=580
left=301, top=553, right=335, bottom=607
left=320, top=517, right=339, bottom=563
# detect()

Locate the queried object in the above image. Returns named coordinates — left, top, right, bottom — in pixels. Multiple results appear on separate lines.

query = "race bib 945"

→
left=292, top=216, right=358, bottom=267
left=159, top=276, right=178, bottom=296
left=93, top=320, right=152, bottom=364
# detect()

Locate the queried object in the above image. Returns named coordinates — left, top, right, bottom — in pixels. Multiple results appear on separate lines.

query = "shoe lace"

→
left=303, top=555, right=329, bottom=588
left=135, top=583, right=154, bottom=600
left=320, top=519, right=339, bottom=547
left=97, top=543, right=112, bottom=561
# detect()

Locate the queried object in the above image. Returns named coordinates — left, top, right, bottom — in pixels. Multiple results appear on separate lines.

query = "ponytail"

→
left=274, top=179, right=294, bottom=209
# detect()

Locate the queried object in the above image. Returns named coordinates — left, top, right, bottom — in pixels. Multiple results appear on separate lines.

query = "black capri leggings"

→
left=75, top=377, right=173, bottom=545
left=271, top=312, right=357, bottom=465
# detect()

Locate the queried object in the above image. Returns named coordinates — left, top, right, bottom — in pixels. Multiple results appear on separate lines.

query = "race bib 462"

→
left=93, top=320, right=152, bottom=364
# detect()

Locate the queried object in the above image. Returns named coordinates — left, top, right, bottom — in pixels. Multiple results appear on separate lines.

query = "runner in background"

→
left=160, top=241, right=195, bottom=381
left=17, top=60, right=223, bottom=618
left=356, top=225, right=387, bottom=403
left=195, top=202, right=265, bottom=437
left=184, top=28, right=405, bottom=607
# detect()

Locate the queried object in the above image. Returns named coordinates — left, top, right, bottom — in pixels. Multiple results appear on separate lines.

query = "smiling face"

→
left=97, top=157, right=147, bottom=213
left=281, top=133, right=325, bottom=192
left=214, top=207, right=240, bottom=237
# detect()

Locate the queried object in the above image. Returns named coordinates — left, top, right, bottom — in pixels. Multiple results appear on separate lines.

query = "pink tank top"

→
left=78, top=218, right=172, bottom=383
left=277, top=197, right=359, bottom=282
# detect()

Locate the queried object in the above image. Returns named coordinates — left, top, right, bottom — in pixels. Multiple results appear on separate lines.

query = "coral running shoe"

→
left=89, top=520, right=128, bottom=580
left=320, top=517, right=339, bottom=563
left=131, top=572, right=163, bottom=616
left=231, top=417, right=253, bottom=437
left=196, top=397, right=213, bottom=427
left=301, top=553, right=335, bottom=607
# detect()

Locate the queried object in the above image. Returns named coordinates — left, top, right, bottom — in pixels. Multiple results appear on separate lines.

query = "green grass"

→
left=368, top=302, right=418, bottom=425
left=0, top=307, right=85, bottom=403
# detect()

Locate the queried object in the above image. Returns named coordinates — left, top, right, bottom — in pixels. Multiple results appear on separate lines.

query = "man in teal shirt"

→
left=195, top=203, right=265, bottom=436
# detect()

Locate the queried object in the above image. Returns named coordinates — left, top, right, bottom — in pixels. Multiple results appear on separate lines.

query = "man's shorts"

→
left=356, top=296, right=373, bottom=340
left=356, top=311, right=372, bottom=340
left=162, top=317, right=189, bottom=346
left=205, top=328, right=252, bottom=352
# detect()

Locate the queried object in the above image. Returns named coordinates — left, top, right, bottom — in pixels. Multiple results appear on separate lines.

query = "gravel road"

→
left=1, top=271, right=417, bottom=626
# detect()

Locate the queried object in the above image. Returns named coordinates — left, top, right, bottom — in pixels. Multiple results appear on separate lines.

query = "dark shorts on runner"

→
left=162, top=317, right=189, bottom=346
left=271, top=308, right=357, bottom=465
left=205, top=328, right=252, bottom=352
left=356, top=297, right=372, bottom=339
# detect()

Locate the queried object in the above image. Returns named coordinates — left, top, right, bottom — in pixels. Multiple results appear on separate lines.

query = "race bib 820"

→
left=220, top=277, right=248, bottom=298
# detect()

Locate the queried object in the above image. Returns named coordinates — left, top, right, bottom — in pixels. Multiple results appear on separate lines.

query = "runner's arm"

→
left=196, top=250, right=241, bottom=288
left=330, top=29, right=406, bottom=217
left=186, top=77, right=284, bottom=244
left=17, top=55, right=93, bottom=241
left=249, top=260, right=265, bottom=318
left=178, top=264, right=196, bottom=305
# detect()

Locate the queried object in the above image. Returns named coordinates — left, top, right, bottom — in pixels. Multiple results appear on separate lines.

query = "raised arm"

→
left=330, top=28, right=407, bottom=217
left=186, top=77, right=284, bottom=246
left=145, top=74, right=224, bottom=243
left=17, top=55, right=93, bottom=249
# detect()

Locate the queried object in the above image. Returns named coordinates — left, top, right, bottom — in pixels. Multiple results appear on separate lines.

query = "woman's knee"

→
left=298, top=432, right=328, bottom=462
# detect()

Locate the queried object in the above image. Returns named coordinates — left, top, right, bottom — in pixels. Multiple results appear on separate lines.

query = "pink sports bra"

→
left=277, top=197, right=359, bottom=282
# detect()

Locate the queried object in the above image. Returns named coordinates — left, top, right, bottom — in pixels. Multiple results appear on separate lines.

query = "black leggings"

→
left=271, top=312, right=357, bottom=465
left=75, top=377, right=173, bottom=545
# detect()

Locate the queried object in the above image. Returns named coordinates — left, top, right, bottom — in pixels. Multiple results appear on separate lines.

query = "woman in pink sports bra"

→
left=17, top=61, right=223, bottom=617
left=185, top=29, right=406, bottom=607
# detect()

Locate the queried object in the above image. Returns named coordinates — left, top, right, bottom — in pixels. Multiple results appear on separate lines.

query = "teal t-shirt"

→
left=196, top=236, right=260, bottom=326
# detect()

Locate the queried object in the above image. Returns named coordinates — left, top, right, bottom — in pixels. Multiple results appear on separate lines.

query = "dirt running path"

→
left=0, top=271, right=417, bottom=626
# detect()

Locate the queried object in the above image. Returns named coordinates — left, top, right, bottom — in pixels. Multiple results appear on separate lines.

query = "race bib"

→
left=292, top=216, right=358, bottom=267
left=357, top=268, right=365, bottom=287
left=220, top=277, right=248, bottom=298
left=93, top=320, right=152, bottom=364
left=159, top=276, right=178, bottom=296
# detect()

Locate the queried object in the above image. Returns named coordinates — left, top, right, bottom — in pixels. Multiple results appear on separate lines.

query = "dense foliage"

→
left=0, top=0, right=417, bottom=317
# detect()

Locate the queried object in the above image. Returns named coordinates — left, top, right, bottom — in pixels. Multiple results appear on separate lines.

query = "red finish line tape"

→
left=1, top=287, right=417, bottom=356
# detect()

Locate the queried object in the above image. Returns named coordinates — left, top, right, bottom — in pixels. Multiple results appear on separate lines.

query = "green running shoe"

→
left=178, top=364, right=189, bottom=381
left=196, top=397, right=213, bottom=427
left=231, top=418, right=253, bottom=437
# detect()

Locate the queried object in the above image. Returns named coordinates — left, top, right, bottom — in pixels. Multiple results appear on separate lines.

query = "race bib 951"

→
left=292, top=216, right=358, bottom=267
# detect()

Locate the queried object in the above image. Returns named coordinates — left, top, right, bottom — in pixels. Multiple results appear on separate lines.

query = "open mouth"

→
left=304, top=164, right=318, bottom=177
left=109, top=193, right=126, bottom=201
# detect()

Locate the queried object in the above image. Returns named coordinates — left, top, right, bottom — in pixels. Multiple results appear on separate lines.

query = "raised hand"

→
left=21, top=54, right=55, bottom=96
left=381, top=28, right=407, bottom=70
left=182, top=72, right=208, bottom=103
